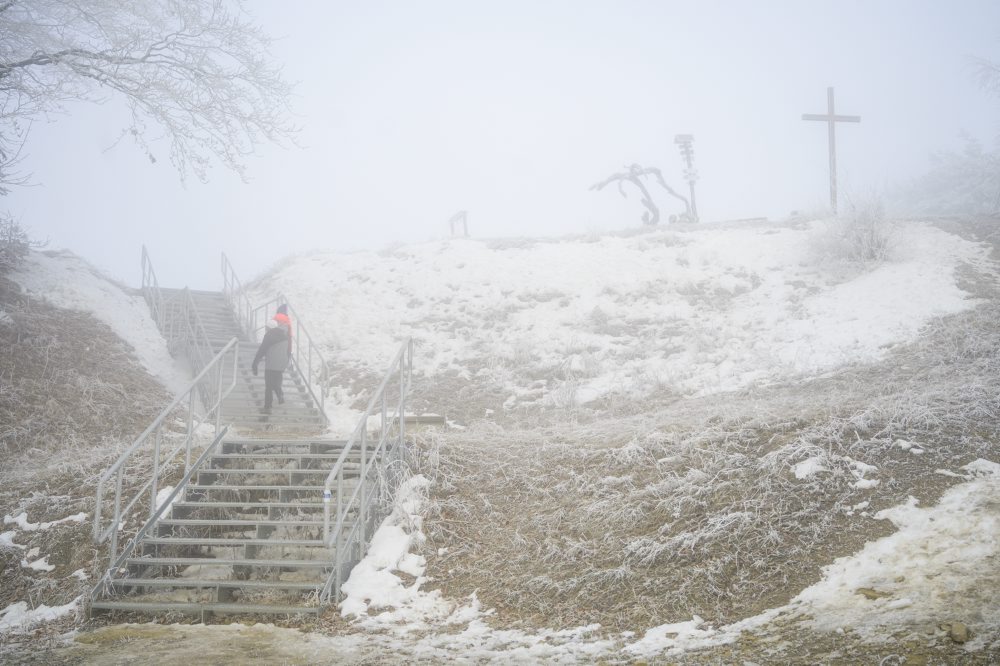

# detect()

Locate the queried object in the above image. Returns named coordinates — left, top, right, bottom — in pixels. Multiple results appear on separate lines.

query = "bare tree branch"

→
left=0, top=0, right=295, bottom=189
left=591, top=164, right=691, bottom=226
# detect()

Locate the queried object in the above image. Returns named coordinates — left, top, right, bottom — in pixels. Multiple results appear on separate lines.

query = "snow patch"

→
left=155, top=486, right=178, bottom=515
left=21, top=554, right=54, bottom=573
left=3, top=511, right=87, bottom=532
left=0, top=596, right=81, bottom=634
left=0, top=531, right=25, bottom=551
left=847, top=459, right=880, bottom=489
left=963, top=458, right=1000, bottom=477
left=793, top=455, right=827, bottom=479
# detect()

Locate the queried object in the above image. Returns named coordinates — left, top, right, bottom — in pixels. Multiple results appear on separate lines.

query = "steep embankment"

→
left=1, top=250, right=184, bottom=637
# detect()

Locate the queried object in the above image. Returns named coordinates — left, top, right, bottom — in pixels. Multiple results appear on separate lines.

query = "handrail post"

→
left=399, top=352, right=406, bottom=449
left=150, top=424, right=161, bottom=520
left=232, top=342, right=239, bottom=401
left=93, top=479, right=104, bottom=543
left=323, top=492, right=330, bottom=545
left=214, top=351, right=224, bottom=434
left=110, top=469, right=123, bottom=566
left=360, top=427, right=367, bottom=550
left=337, top=465, right=344, bottom=538
left=185, top=390, right=195, bottom=472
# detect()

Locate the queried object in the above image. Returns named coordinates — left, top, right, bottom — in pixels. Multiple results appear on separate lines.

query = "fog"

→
left=5, top=0, right=999, bottom=289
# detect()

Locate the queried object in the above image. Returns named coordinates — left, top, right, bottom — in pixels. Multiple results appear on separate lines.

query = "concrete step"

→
left=201, top=464, right=358, bottom=475
left=194, top=469, right=355, bottom=485
left=170, top=502, right=339, bottom=520
left=209, top=452, right=359, bottom=462
left=185, top=485, right=346, bottom=502
left=158, top=518, right=328, bottom=529
left=222, top=419, right=326, bottom=428
left=155, top=521, right=345, bottom=540
left=226, top=418, right=327, bottom=427
left=207, top=453, right=360, bottom=469
left=222, top=439, right=348, bottom=450
left=106, top=578, right=322, bottom=592
left=89, top=600, right=321, bottom=617
left=228, top=424, right=327, bottom=434
left=224, top=415, right=322, bottom=425
left=143, top=536, right=332, bottom=549
left=123, top=556, right=333, bottom=571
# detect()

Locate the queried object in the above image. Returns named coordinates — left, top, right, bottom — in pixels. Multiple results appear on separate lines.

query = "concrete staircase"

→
left=159, top=287, right=326, bottom=432
left=90, top=437, right=365, bottom=618
left=89, top=250, right=412, bottom=620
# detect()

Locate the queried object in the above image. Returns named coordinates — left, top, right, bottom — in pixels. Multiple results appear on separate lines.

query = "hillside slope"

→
left=251, top=216, right=1000, bottom=661
left=255, top=217, right=989, bottom=424
left=1, top=250, right=186, bottom=639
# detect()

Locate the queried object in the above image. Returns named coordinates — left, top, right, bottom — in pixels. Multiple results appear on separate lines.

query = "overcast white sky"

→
left=5, top=0, right=1000, bottom=289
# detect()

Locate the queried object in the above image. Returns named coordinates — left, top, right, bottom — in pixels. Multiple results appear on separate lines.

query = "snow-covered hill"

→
left=257, top=218, right=989, bottom=414
left=9, top=249, right=189, bottom=394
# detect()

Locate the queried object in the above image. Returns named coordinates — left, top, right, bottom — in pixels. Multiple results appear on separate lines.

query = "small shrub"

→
left=0, top=216, right=32, bottom=275
left=812, top=194, right=894, bottom=266
left=840, top=195, right=893, bottom=263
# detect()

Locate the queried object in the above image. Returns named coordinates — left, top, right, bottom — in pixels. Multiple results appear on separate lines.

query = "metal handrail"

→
left=319, top=338, right=413, bottom=603
left=142, top=248, right=215, bottom=375
left=221, top=252, right=255, bottom=338
left=179, top=287, right=218, bottom=377
left=140, top=245, right=165, bottom=330
left=92, top=337, right=240, bottom=564
left=91, top=426, right=230, bottom=601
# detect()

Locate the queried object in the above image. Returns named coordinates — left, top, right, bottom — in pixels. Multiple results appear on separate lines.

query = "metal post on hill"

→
left=448, top=210, right=468, bottom=237
left=802, top=87, right=861, bottom=214
left=674, top=134, right=699, bottom=223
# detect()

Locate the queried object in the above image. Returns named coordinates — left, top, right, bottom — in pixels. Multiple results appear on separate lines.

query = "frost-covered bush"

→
left=813, top=194, right=894, bottom=265
left=895, top=136, right=1000, bottom=216
left=0, top=216, right=32, bottom=275
left=840, top=195, right=893, bottom=263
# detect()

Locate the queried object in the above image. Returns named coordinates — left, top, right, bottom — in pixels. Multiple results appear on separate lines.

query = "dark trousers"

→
left=264, top=370, right=284, bottom=410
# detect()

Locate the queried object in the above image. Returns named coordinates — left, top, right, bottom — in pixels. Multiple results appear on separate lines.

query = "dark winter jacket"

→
left=252, top=325, right=290, bottom=373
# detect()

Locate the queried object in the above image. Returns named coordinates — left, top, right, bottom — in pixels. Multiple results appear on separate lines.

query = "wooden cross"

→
left=802, top=87, right=860, bottom=214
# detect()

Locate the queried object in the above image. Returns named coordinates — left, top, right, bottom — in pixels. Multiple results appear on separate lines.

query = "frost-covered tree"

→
left=591, top=163, right=691, bottom=226
left=0, top=214, right=32, bottom=274
left=897, top=135, right=1000, bottom=215
left=0, top=0, right=294, bottom=191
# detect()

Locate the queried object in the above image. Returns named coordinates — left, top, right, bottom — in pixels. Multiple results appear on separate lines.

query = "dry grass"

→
left=0, top=282, right=170, bottom=465
left=410, top=284, right=1000, bottom=632
left=0, top=283, right=175, bottom=618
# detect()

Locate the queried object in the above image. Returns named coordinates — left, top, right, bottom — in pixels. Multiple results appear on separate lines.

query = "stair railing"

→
left=320, top=338, right=413, bottom=604
left=220, top=252, right=329, bottom=421
left=140, top=245, right=166, bottom=330
left=141, top=248, right=213, bottom=371
left=176, top=288, right=218, bottom=377
left=92, top=338, right=240, bottom=588
left=221, top=252, right=255, bottom=337
left=90, top=426, right=230, bottom=605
